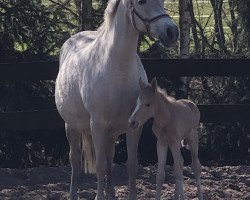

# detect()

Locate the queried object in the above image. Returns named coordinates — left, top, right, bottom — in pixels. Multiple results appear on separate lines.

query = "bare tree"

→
left=189, top=0, right=201, bottom=56
left=47, top=0, right=93, bottom=31
left=179, top=0, right=191, bottom=59
left=210, top=0, right=229, bottom=53
left=178, top=0, right=191, bottom=98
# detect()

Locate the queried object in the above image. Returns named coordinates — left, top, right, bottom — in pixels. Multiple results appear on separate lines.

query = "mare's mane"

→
left=97, top=0, right=121, bottom=32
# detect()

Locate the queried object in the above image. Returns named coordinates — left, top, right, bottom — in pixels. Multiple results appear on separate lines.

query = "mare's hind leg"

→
left=187, top=130, right=203, bottom=200
left=126, top=127, right=142, bottom=200
left=66, top=123, right=81, bottom=200
left=155, top=140, right=168, bottom=200
left=106, top=137, right=116, bottom=200
left=170, top=142, right=185, bottom=200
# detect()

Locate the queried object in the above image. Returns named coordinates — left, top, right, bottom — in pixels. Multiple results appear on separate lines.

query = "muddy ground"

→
left=0, top=164, right=249, bottom=200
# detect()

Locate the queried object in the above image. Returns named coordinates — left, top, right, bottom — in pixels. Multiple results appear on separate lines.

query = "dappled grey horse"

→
left=129, top=78, right=203, bottom=200
left=55, top=0, right=179, bottom=199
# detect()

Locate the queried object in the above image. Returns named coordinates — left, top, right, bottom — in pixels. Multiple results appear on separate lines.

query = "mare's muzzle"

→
left=159, top=24, right=179, bottom=47
left=130, top=0, right=172, bottom=41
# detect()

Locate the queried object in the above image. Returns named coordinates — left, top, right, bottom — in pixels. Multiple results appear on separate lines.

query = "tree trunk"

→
left=178, top=0, right=191, bottom=99
left=81, top=0, right=93, bottom=31
left=179, top=0, right=191, bottom=59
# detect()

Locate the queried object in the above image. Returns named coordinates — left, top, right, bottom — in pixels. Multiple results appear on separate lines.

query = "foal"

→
left=129, top=78, right=203, bottom=200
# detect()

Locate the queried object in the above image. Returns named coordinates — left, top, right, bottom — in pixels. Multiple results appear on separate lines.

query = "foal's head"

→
left=129, top=78, right=158, bottom=130
left=128, top=0, right=179, bottom=47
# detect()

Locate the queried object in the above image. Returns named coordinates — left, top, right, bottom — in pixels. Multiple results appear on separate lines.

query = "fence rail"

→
left=1, top=59, right=250, bottom=81
left=0, top=59, right=250, bottom=130
left=1, top=104, right=250, bottom=131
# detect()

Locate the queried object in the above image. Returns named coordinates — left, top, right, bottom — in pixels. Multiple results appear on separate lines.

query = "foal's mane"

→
left=98, top=0, right=121, bottom=32
left=157, top=87, right=176, bottom=102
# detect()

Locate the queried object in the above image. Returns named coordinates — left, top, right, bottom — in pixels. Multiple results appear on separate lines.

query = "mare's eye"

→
left=145, top=103, right=150, bottom=107
left=138, top=0, right=146, bottom=5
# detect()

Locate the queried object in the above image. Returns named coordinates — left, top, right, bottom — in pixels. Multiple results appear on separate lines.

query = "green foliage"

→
left=198, top=123, right=249, bottom=164
left=0, top=129, right=68, bottom=168
left=189, top=76, right=250, bottom=165
left=0, top=0, right=77, bottom=62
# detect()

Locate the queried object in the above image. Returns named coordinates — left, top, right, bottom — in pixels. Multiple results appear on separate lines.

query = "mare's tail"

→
left=181, top=139, right=190, bottom=150
left=81, top=134, right=96, bottom=174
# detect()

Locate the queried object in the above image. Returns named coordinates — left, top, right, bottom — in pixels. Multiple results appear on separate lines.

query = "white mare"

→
left=55, top=0, right=179, bottom=199
left=129, top=78, right=203, bottom=200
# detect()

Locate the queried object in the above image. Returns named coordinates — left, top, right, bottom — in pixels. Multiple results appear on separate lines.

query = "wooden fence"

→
left=0, top=59, right=250, bottom=130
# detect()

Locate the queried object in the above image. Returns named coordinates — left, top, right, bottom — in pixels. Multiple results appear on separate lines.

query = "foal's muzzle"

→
left=130, top=120, right=139, bottom=130
left=128, top=118, right=139, bottom=130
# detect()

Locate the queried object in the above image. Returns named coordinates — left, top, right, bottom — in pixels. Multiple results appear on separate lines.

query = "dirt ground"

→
left=0, top=164, right=249, bottom=200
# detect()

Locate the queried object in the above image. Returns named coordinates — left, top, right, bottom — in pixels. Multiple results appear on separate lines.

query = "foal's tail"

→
left=81, top=134, right=96, bottom=174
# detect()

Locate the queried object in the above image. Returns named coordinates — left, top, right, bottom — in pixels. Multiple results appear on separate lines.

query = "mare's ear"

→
left=139, top=78, right=146, bottom=90
left=151, top=77, right=158, bottom=92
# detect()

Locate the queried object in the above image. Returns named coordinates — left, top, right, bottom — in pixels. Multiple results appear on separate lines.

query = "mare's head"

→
left=129, top=78, right=158, bottom=130
left=128, top=0, right=179, bottom=47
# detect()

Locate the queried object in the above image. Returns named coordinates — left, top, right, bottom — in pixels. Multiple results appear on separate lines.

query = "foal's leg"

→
left=126, top=127, right=142, bottom=200
left=65, top=123, right=81, bottom=200
left=91, top=122, right=108, bottom=200
left=106, top=138, right=116, bottom=200
left=155, top=139, right=168, bottom=200
left=188, top=130, right=203, bottom=200
left=170, top=143, right=185, bottom=200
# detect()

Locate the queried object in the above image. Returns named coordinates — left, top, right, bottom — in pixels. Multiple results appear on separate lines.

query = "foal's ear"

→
left=151, top=77, right=158, bottom=92
left=139, top=77, right=146, bottom=90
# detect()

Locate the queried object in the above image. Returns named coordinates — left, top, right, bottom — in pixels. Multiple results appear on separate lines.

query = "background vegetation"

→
left=0, top=0, right=249, bottom=168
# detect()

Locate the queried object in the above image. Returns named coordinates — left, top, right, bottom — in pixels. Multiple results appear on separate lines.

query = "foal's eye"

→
left=145, top=103, right=150, bottom=107
left=138, top=0, right=146, bottom=5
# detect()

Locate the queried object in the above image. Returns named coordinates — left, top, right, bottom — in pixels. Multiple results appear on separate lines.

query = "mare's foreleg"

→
left=126, top=127, right=142, bottom=200
left=155, top=139, right=168, bottom=200
left=66, top=123, right=81, bottom=200
left=106, top=138, right=116, bottom=199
